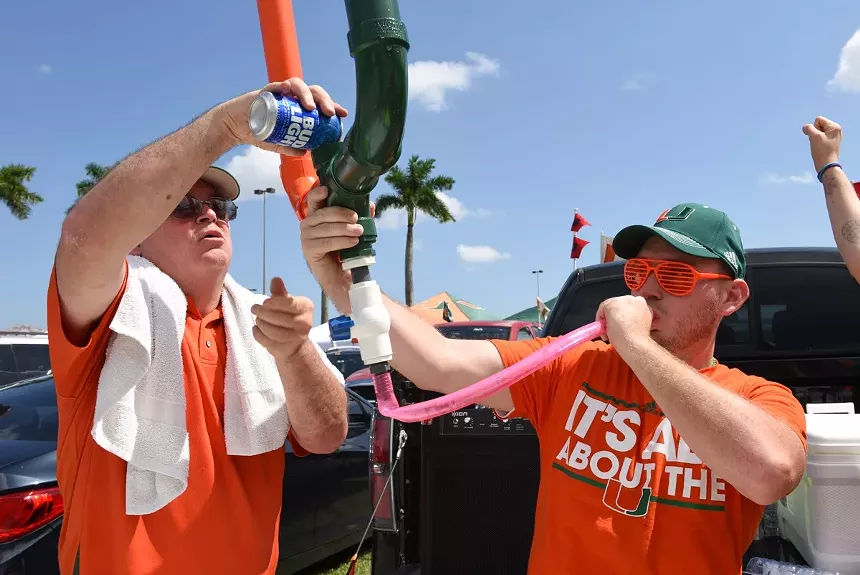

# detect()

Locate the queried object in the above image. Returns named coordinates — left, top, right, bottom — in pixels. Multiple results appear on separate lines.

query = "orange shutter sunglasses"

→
left=623, top=258, right=732, bottom=296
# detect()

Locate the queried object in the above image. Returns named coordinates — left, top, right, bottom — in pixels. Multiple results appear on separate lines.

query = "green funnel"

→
left=312, top=0, right=409, bottom=262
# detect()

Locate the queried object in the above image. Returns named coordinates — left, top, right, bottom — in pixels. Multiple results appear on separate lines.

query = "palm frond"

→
left=416, top=191, right=456, bottom=223
left=406, top=155, right=435, bottom=185
left=69, top=161, right=113, bottom=214
left=377, top=154, right=455, bottom=225
left=0, top=163, right=43, bottom=220
left=0, top=164, right=36, bottom=183
left=383, top=165, right=409, bottom=190
left=75, top=162, right=113, bottom=199
left=373, top=193, right=408, bottom=216
left=426, top=174, right=455, bottom=192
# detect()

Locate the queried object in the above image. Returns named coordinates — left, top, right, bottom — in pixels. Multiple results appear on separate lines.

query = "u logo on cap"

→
left=655, top=206, right=695, bottom=224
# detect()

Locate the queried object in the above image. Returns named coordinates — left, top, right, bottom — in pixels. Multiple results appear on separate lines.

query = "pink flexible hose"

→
left=372, top=320, right=606, bottom=423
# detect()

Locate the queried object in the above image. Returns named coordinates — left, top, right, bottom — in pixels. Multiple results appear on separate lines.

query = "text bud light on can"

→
left=248, top=91, right=343, bottom=151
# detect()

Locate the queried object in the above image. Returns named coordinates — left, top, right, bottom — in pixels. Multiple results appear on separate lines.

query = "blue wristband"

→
left=817, top=162, right=842, bottom=182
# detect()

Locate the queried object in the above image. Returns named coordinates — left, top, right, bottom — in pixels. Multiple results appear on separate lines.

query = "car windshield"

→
left=0, top=343, right=51, bottom=386
left=0, top=377, right=59, bottom=442
left=436, top=325, right=511, bottom=340
left=326, top=349, right=366, bottom=379
left=349, top=384, right=377, bottom=403
left=12, top=344, right=51, bottom=373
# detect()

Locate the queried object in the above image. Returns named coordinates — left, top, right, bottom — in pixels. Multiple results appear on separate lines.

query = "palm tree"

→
left=67, top=162, right=112, bottom=214
left=0, top=164, right=43, bottom=220
left=374, top=155, right=456, bottom=307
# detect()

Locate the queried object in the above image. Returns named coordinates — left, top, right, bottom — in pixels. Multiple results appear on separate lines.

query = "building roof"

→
left=409, top=291, right=499, bottom=323
left=505, top=296, right=558, bottom=322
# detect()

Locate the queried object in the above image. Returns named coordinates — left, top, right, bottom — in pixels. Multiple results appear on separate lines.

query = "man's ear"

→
left=721, top=279, right=750, bottom=317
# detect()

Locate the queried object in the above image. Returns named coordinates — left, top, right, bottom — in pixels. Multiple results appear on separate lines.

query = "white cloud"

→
left=456, top=244, right=511, bottom=264
left=375, top=209, right=409, bottom=230
left=760, top=172, right=816, bottom=185
left=408, top=52, right=500, bottom=112
left=435, top=191, right=491, bottom=219
left=38, top=64, right=52, bottom=74
left=621, top=72, right=655, bottom=91
left=828, top=29, right=860, bottom=93
left=220, top=146, right=286, bottom=201
left=374, top=191, right=491, bottom=230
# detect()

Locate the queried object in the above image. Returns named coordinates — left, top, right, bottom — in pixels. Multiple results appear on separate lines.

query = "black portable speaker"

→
left=418, top=403, right=541, bottom=575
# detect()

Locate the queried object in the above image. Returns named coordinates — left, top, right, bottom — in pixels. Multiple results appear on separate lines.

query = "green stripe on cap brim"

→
left=612, top=225, right=719, bottom=261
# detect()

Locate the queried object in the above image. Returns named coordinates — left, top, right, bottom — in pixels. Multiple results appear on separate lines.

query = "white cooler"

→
left=777, top=402, right=860, bottom=574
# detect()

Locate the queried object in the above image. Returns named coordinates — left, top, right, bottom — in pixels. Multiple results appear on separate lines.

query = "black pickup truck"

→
left=367, top=247, right=860, bottom=574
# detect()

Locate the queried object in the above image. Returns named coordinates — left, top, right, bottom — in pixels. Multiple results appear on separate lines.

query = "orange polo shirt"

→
left=47, top=261, right=306, bottom=575
left=492, top=337, right=807, bottom=575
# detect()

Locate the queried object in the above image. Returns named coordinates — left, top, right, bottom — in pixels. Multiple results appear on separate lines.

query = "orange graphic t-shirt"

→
left=491, top=337, right=807, bottom=575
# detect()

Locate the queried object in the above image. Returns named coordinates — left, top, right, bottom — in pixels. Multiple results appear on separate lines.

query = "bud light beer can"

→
left=248, top=91, right=343, bottom=151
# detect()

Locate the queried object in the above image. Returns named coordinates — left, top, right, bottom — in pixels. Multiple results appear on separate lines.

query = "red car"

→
left=343, top=320, right=542, bottom=402
left=433, top=320, right=542, bottom=341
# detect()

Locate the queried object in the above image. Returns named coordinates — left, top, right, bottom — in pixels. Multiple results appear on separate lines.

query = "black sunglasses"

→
left=171, top=196, right=238, bottom=222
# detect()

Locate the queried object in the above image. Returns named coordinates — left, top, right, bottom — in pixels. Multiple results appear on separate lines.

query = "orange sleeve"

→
left=46, top=260, right=129, bottom=398
left=287, top=428, right=309, bottom=457
left=741, top=376, right=808, bottom=453
left=490, top=337, right=600, bottom=431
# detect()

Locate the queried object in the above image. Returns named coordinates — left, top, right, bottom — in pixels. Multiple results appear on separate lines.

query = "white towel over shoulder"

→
left=92, top=256, right=295, bottom=515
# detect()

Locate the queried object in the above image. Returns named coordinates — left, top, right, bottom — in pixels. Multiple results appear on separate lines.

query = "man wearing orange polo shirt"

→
left=49, top=78, right=349, bottom=574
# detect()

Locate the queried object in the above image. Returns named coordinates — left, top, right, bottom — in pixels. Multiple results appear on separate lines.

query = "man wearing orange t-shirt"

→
left=301, top=188, right=808, bottom=574
left=49, top=79, right=351, bottom=574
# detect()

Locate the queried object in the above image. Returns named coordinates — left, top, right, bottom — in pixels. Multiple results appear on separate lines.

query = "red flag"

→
left=853, top=181, right=860, bottom=199
left=571, top=212, right=591, bottom=233
left=570, top=236, right=590, bottom=259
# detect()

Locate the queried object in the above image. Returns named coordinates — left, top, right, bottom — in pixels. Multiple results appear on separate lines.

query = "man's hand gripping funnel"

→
left=256, top=0, right=409, bottom=367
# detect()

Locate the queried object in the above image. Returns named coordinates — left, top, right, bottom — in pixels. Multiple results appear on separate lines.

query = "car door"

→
left=278, top=439, right=321, bottom=560
left=313, top=391, right=373, bottom=548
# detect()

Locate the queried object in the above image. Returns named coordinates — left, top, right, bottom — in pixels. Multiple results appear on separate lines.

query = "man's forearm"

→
left=62, top=104, right=237, bottom=260
left=622, top=338, right=804, bottom=505
left=276, top=340, right=348, bottom=453
left=821, top=167, right=860, bottom=280
left=55, top=104, right=241, bottom=342
left=318, top=273, right=498, bottom=394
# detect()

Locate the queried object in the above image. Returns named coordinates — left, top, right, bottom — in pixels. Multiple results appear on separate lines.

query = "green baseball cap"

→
left=612, top=203, right=746, bottom=279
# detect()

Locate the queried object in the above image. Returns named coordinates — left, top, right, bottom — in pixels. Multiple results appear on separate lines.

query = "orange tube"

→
left=256, top=0, right=319, bottom=220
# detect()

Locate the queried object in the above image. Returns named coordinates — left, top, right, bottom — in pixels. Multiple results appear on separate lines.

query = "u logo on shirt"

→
left=603, top=479, right=652, bottom=517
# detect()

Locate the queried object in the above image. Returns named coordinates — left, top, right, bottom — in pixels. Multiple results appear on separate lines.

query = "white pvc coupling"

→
left=349, top=280, right=393, bottom=364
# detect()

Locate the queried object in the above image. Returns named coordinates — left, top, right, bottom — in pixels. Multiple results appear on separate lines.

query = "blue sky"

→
left=4, top=0, right=860, bottom=329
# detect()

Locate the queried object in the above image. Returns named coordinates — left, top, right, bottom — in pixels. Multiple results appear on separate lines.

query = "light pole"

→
left=254, top=187, right=276, bottom=294
left=532, top=269, right=544, bottom=327
left=531, top=269, right=543, bottom=299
